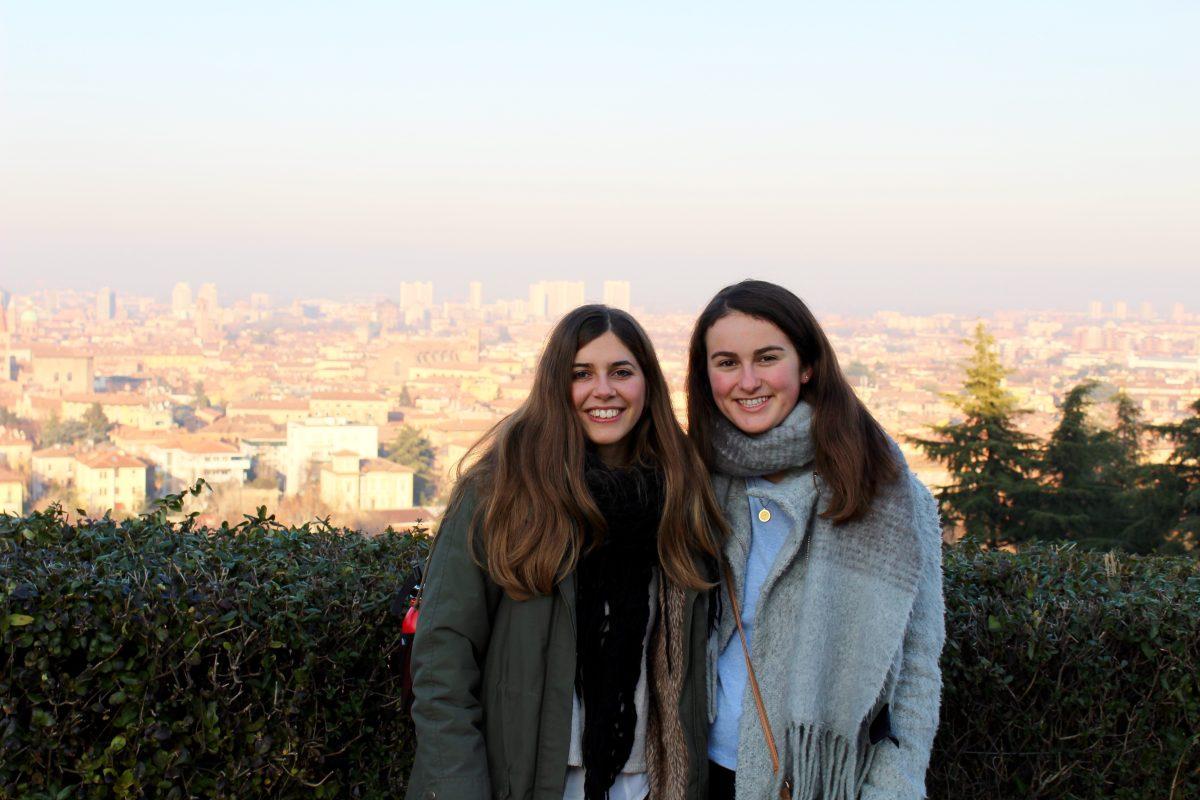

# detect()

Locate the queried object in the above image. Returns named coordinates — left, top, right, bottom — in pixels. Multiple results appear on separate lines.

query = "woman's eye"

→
left=572, top=370, right=590, bottom=380
left=612, top=368, right=633, bottom=378
left=759, top=354, right=778, bottom=363
left=717, top=359, right=736, bottom=369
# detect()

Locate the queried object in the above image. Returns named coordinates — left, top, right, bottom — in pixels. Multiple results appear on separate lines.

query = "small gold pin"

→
left=758, top=508, right=771, bottom=523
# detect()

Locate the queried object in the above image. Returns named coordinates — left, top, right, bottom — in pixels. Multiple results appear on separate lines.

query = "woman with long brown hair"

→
left=688, top=280, right=944, bottom=800
left=406, top=305, right=725, bottom=800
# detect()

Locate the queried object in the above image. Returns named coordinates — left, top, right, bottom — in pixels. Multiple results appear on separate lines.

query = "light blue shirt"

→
left=708, top=471, right=813, bottom=769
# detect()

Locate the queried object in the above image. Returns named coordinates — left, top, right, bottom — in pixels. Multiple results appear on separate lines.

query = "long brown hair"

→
left=447, top=305, right=724, bottom=600
left=687, top=280, right=899, bottom=523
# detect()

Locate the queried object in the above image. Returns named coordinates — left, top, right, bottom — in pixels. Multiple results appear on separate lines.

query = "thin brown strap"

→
left=722, top=561, right=793, bottom=799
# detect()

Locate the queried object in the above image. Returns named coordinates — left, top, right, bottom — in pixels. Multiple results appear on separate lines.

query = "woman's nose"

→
left=738, top=365, right=760, bottom=391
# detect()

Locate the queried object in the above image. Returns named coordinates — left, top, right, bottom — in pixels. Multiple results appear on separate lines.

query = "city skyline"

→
left=0, top=279, right=1193, bottom=322
left=2, top=3, right=1197, bottom=314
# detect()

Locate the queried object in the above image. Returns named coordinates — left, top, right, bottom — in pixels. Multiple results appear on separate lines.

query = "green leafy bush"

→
left=3, top=498, right=1198, bottom=799
left=933, top=544, right=1200, bottom=798
left=1, top=495, right=429, bottom=800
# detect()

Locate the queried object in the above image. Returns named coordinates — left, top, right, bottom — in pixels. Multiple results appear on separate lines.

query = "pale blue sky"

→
left=1, top=2, right=1197, bottom=313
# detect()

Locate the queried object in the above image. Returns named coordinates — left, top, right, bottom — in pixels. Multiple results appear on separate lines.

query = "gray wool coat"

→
left=711, top=457, right=945, bottom=800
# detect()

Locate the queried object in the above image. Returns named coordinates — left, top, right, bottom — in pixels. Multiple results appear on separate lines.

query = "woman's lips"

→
left=585, top=407, right=626, bottom=423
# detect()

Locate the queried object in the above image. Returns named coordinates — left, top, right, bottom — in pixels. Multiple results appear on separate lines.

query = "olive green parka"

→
left=404, top=490, right=713, bottom=800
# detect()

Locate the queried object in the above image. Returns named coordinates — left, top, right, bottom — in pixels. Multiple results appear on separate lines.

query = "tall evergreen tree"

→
left=81, top=403, right=113, bottom=443
left=1152, top=398, right=1200, bottom=554
left=1026, top=381, right=1127, bottom=547
left=1100, top=391, right=1178, bottom=554
left=384, top=425, right=438, bottom=504
left=1112, top=391, right=1144, bottom=468
left=909, top=323, right=1039, bottom=548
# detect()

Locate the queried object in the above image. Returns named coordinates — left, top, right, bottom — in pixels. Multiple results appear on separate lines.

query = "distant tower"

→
left=250, top=292, right=271, bottom=311
left=1113, top=300, right=1128, bottom=320
left=196, top=282, right=219, bottom=314
left=399, top=281, right=433, bottom=312
left=1088, top=299, right=1103, bottom=319
left=603, top=280, right=632, bottom=312
left=529, top=282, right=548, bottom=319
left=96, top=287, right=116, bottom=322
left=172, top=282, right=193, bottom=319
left=468, top=281, right=483, bottom=310
left=545, top=281, right=586, bottom=319
left=1172, top=302, right=1186, bottom=323
left=1139, top=301, right=1155, bottom=320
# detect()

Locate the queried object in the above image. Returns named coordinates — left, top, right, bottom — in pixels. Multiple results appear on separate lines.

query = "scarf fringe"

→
left=771, top=724, right=878, bottom=800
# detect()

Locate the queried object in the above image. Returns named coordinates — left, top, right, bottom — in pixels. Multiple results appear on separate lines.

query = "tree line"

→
left=911, top=324, right=1199, bottom=555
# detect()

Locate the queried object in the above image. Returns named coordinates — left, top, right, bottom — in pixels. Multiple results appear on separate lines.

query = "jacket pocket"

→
left=868, top=703, right=900, bottom=748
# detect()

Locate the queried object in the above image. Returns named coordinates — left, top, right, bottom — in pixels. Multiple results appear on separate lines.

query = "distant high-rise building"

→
left=529, top=282, right=548, bottom=319
left=603, top=280, right=632, bottom=312
left=1088, top=299, right=1103, bottom=319
left=1139, top=301, right=1155, bottom=320
left=468, top=281, right=483, bottom=310
left=172, top=282, right=193, bottom=320
left=196, top=282, right=219, bottom=314
left=400, top=281, right=434, bottom=312
left=250, top=292, right=271, bottom=311
left=96, top=287, right=116, bottom=322
left=1172, top=302, right=1187, bottom=323
left=543, top=281, right=585, bottom=319
left=1113, top=300, right=1128, bottom=320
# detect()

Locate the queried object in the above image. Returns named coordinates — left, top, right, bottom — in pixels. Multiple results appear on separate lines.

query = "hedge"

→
left=1, top=493, right=428, bottom=800
left=3, top=495, right=1198, bottom=799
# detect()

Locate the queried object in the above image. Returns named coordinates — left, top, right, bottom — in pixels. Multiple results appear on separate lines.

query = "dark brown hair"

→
left=686, top=280, right=899, bottom=523
left=448, top=305, right=724, bottom=600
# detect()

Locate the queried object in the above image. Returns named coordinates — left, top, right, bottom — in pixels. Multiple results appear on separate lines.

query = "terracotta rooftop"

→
left=0, top=468, right=23, bottom=483
left=197, top=415, right=283, bottom=435
left=110, top=426, right=178, bottom=442
left=311, top=391, right=386, bottom=402
left=30, top=346, right=91, bottom=359
left=361, top=458, right=415, bottom=474
left=32, top=446, right=77, bottom=459
left=62, top=393, right=152, bottom=406
left=170, top=439, right=241, bottom=455
left=76, top=451, right=147, bottom=470
left=231, top=400, right=310, bottom=411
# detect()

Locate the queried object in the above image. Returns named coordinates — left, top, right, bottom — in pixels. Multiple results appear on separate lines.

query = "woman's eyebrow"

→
left=574, top=360, right=636, bottom=369
left=710, top=345, right=785, bottom=360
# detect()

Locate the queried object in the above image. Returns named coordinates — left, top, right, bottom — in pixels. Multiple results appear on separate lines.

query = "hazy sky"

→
left=1, top=2, right=1197, bottom=314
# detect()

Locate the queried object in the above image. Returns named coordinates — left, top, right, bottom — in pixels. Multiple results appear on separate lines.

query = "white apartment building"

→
left=319, top=452, right=414, bottom=512
left=603, top=280, right=632, bottom=312
left=146, top=439, right=251, bottom=494
left=284, top=417, right=379, bottom=496
left=74, top=452, right=148, bottom=515
left=528, top=281, right=586, bottom=320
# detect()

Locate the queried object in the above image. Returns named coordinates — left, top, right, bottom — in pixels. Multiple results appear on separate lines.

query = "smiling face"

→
left=705, top=311, right=807, bottom=435
left=571, top=330, right=647, bottom=464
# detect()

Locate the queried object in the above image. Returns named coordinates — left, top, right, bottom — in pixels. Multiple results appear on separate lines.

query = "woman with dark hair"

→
left=406, top=305, right=725, bottom=800
left=687, top=280, right=944, bottom=800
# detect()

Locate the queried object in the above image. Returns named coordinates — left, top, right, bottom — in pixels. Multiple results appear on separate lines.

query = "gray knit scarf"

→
left=711, top=400, right=815, bottom=477
left=707, top=402, right=944, bottom=800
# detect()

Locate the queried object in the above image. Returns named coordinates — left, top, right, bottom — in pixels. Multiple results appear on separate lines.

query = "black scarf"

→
left=577, top=453, right=664, bottom=800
